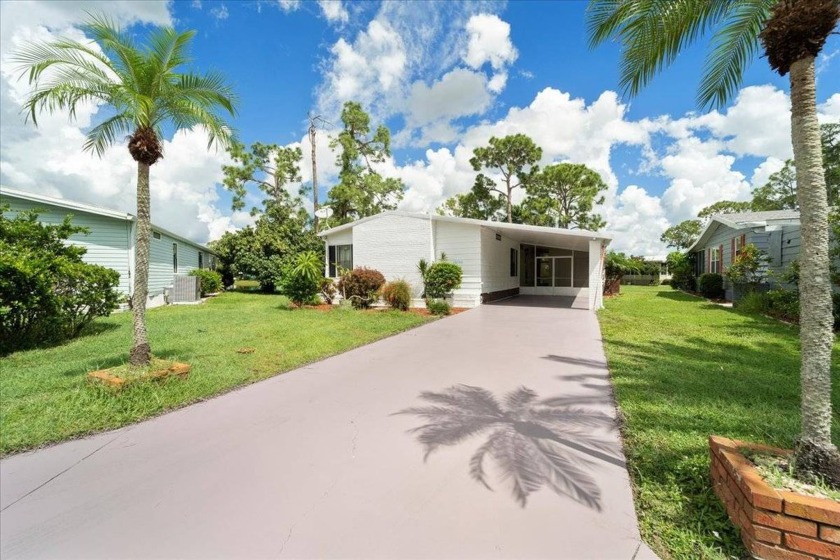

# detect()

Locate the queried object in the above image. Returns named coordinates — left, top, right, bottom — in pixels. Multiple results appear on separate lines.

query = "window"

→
left=510, top=248, right=518, bottom=277
left=198, top=252, right=203, bottom=270
left=172, top=243, right=178, bottom=273
left=328, top=244, right=353, bottom=277
left=709, top=246, right=721, bottom=274
left=153, top=231, right=161, bottom=240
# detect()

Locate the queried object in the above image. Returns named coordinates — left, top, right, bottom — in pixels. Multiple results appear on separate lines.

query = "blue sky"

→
left=0, top=0, right=838, bottom=256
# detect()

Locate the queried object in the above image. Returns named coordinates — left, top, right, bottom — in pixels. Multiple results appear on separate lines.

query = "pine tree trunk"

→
left=310, top=123, right=319, bottom=232
left=129, top=161, right=152, bottom=366
left=789, top=56, right=840, bottom=482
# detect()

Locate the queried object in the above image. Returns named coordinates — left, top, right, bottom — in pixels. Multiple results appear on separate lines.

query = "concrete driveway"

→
left=1, top=299, right=657, bottom=559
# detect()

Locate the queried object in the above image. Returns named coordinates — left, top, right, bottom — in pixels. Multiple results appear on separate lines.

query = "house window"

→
left=198, top=252, right=203, bottom=270
left=510, top=248, right=518, bottom=277
left=328, top=244, right=353, bottom=277
left=153, top=231, right=161, bottom=240
left=709, top=246, right=721, bottom=274
left=173, top=243, right=178, bottom=273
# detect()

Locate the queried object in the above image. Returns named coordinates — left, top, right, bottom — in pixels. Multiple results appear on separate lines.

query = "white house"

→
left=318, top=211, right=611, bottom=310
left=2, top=187, right=215, bottom=307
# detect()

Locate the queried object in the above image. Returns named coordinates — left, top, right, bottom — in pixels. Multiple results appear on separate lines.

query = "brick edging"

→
left=709, top=435, right=840, bottom=559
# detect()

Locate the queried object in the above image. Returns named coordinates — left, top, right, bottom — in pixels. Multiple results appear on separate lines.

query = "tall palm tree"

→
left=588, top=0, right=840, bottom=483
left=397, top=385, right=623, bottom=509
left=13, top=15, right=237, bottom=365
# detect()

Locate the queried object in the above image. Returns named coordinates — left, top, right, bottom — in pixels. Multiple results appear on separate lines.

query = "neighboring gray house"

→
left=1, top=187, right=215, bottom=307
left=688, top=210, right=801, bottom=300
left=318, top=211, right=611, bottom=310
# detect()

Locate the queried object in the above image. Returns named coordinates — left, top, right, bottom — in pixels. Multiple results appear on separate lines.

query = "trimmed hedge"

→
left=425, top=261, right=462, bottom=299
left=188, top=269, right=223, bottom=296
left=698, top=273, right=724, bottom=299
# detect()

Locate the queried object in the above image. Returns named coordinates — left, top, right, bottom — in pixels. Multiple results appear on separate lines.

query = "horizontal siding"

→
left=434, top=221, right=482, bottom=305
left=480, top=228, right=519, bottom=294
left=3, top=196, right=132, bottom=294
left=148, top=231, right=203, bottom=296
left=781, top=226, right=801, bottom=270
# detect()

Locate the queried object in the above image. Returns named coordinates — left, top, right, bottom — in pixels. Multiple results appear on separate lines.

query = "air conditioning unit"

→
left=171, top=275, right=200, bottom=303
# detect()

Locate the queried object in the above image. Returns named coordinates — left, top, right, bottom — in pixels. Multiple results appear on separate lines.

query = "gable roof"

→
left=317, top=210, right=613, bottom=242
left=1, top=186, right=215, bottom=253
left=687, top=209, right=800, bottom=252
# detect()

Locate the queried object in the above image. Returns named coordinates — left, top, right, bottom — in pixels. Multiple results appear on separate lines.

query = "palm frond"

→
left=409, top=419, right=496, bottom=461
left=148, top=26, right=195, bottom=75
left=80, top=13, right=144, bottom=89
left=83, top=112, right=134, bottom=157
left=491, top=430, right=544, bottom=507
left=469, top=430, right=506, bottom=490
left=413, top=385, right=505, bottom=417
left=587, top=0, right=731, bottom=98
left=698, top=0, right=772, bottom=109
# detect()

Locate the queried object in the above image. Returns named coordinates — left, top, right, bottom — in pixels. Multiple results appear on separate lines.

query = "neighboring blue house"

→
left=2, top=187, right=216, bottom=307
left=688, top=210, right=801, bottom=300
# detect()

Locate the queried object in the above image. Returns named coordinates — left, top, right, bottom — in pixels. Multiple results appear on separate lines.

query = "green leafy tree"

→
left=280, top=251, right=323, bottom=307
left=589, top=0, right=840, bottom=486
left=660, top=219, right=702, bottom=250
left=222, top=142, right=303, bottom=215
left=698, top=200, right=753, bottom=219
left=13, top=15, right=236, bottom=365
left=327, top=101, right=404, bottom=224
left=437, top=174, right=505, bottom=220
left=523, top=163, right=607, bottom=230
left=470, top=134, right=542, bottom=223
left=752, top=124, right=840, bottom=210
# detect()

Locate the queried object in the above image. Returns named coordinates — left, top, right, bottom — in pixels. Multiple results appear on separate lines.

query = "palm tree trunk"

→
left=129, top=161, right=152, bottom=366
left=789, top=56, right=839, bottom=481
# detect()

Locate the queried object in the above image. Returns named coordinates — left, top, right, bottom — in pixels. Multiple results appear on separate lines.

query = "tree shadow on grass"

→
left=395, top=385, right=625, bottom=510
left=1, top=322, right=122, bottom=358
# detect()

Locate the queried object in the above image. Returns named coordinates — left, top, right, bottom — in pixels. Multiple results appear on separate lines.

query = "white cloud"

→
left=406, top=68, right=491, bottom=128
left=277, top=0, right=301, bottom=12
left=605, top=185, right=670, bottom=258
left=210, top=4, right=229, bottom=20
left=463, top=13, right=517, bottom=71
left=318, top=0, right=348, bottom=24
left=820, top=93, right=840, bottom=121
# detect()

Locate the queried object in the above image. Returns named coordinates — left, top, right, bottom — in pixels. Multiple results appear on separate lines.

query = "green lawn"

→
left=0, top=292, right=431, bottom=455
left=598, top=285, right=840, bottom=560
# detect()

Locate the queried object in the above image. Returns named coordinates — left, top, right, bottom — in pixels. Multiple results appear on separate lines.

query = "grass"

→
left=0, top=292, right=431, bottom=455
left=598, top=285, right=840, bottom=560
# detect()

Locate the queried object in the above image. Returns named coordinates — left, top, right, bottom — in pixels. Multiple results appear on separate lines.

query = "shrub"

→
left=188, top=269, right=223, bottom=296
left=426, top=298, right=451, bottom=316
left=382, top=280, right=412, bottom=311
left=667, top=251, right=696, bottom=292
left=0, top=208, right=121, bottom=354
left=424, top=261, right=463, bottom=299
left=766, top=289, right=800, bottom=323
left=279, top=251, right=322, bottom=307
left=698, top=273, right=725, bottom=299
left=725, top=244, right=769, bottom=285
left=320, top=277, right=337, bottom=304
left=735, top=290, right=771, bottom=315
left=337, top=267, right=385, bottom=308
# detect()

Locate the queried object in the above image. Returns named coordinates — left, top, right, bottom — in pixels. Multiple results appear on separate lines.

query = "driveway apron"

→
left=1, top=299, right=654, bottom=559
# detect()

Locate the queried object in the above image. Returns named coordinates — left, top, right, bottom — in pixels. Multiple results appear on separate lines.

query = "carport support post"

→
left=588, top=239, right=605, bottom=310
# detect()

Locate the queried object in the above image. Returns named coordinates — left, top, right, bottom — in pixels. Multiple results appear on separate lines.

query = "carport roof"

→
left=318, top=211, right=612, bottom=251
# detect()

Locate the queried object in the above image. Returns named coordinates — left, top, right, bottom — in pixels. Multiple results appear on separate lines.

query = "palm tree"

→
left=397, top=385, right=623, bottom=509
left=13, top=15, right=237, bottom=366
left=588, top=0, right=840, bottom=483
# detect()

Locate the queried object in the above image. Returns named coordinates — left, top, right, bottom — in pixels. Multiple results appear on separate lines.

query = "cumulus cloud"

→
left=277, top=0, right=301, bottom=12
left=318, top=0, right=349, bottom=24
left=0, top=1, right=240, bottom=244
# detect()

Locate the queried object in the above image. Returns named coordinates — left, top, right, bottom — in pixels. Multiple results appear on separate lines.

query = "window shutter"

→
left=741, top=233, right=746, bottom=248
left=719, top=244, right=724, bottom=272
left=328, top=246, right=336, bottom=277
left=707, top=248, right=711, bottom=273
left=731, top=238, right=736, bottom=264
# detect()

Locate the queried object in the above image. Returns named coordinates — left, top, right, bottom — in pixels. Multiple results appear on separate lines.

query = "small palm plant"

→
left=397, top=385, right=621, bottom=509
left=13, top=14, right=237, bottom=365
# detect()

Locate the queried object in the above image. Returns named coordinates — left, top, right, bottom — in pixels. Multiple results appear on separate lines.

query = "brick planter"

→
left=710, top=435, right=840, bottom=560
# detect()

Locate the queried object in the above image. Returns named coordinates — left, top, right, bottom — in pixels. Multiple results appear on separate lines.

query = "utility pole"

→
left=308, top=113, right=324, bottom=232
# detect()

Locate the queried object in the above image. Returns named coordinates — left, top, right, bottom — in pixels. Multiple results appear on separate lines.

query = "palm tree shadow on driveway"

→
left=394, top=385, right=625, bottom=511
